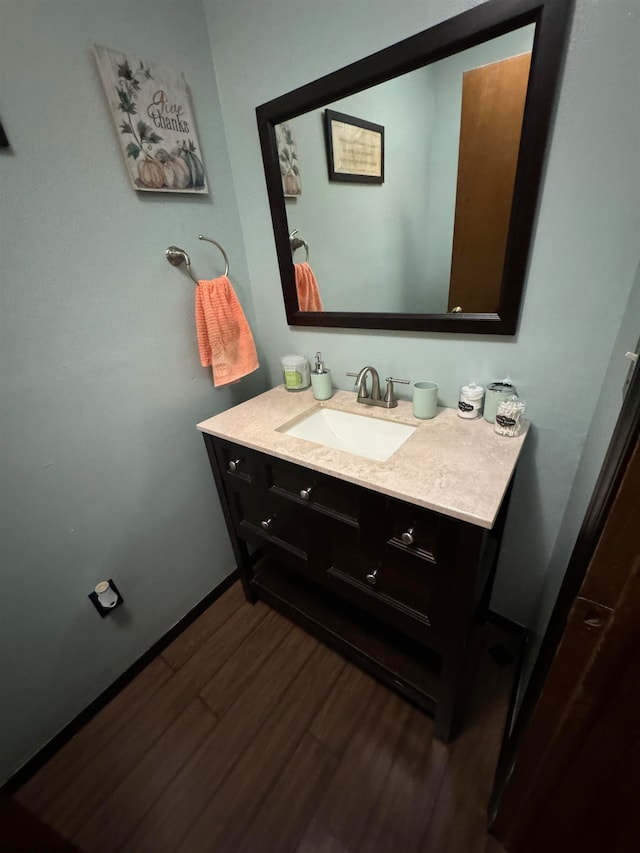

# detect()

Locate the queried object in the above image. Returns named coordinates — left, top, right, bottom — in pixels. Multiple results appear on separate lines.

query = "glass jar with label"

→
left=484, top=382, right=517, bottom=424
left=458, top=382, right=485, bottom=418
left=494, top=396, right=527, bottom=436
left=281, top=354, right=311, bottom=391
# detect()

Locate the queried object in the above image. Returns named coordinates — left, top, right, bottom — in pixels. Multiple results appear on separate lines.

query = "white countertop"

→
left=197, top=386, right=527, bottom=529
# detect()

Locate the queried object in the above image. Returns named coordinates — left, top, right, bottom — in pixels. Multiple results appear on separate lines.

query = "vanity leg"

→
left=202, top=433, right=257, bottom=604
left=233, top=540, right=258, bottom=604
left=435, top=641, right=467, bottom=741
left=434, top=520, right=485, bottom=741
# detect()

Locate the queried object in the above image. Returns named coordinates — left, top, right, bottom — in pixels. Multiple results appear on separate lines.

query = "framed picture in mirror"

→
left=324, top=110, right=384, bottom=184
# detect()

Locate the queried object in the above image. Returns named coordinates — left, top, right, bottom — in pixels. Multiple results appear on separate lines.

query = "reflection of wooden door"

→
left=491, top=437, right=640, bottom=851
left=448, top=52, right=531, bottom=313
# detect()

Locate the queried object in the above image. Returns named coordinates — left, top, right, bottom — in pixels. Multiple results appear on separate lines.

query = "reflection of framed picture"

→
left=275, top=121, right=302, bottom=197
left=324, top=109, right=384, bottom=184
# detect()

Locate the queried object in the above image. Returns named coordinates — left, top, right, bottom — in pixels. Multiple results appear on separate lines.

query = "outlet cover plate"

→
left=88, top=579, right=123, bottom=617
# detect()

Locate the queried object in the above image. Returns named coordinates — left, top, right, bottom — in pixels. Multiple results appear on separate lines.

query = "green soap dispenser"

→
left=311, top=351, right=333, bottom=400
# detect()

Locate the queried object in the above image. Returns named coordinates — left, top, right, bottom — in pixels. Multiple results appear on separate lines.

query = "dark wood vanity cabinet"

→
left=204, top=434, right=505, bottom=741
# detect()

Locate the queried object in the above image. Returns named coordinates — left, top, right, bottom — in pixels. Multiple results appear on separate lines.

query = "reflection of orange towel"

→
left=295, top=262, right=323, bottom=312
left=195, top=276, right=259, bottom=387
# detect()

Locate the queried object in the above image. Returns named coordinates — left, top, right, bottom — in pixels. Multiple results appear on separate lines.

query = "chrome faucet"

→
left=351, top=365, right=381, bottom=403
left=347, top=366, right=410, bottom=409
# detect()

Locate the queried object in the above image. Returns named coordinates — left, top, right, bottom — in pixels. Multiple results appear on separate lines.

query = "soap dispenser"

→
left=311, top=352, right=333, bottom=400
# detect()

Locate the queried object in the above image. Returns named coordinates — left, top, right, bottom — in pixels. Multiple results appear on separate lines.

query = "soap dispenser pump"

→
left=311, top=351, right=333, bottom=400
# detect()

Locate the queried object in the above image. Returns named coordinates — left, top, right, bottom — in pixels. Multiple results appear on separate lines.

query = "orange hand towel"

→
left=294, top=262, right=324, bottom=312
left=195, top=276, right=259, bottom=387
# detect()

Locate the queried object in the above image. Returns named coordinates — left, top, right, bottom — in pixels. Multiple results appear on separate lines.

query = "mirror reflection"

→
left=277, top=24, right=535, bottom=315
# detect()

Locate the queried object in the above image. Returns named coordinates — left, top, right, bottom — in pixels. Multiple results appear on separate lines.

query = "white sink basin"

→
left=280, top=407, right=416, bottom=462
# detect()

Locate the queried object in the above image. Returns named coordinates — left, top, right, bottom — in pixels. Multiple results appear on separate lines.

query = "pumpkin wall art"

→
left=94, top=45, right=208, bottom=194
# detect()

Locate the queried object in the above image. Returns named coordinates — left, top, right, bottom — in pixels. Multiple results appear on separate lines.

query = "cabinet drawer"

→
left=387, top=499, right=440, bottom=562
left=262, top=455, right=359, bottom=524
left=229, top=488, right=322, bottom=581
left=327, top=521, right=444, bottom=648
left=214, top=439, right=257, bottom=488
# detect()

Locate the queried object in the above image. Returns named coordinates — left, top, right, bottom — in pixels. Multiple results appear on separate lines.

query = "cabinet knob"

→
left=365, top=568, right=378, bottom=586
left=401, top=527, right=415, bottom=546
left=228, top=458, right=242, bottom=473
left=299, top=485, right=315, bottom=501
left=261, top=515, right=276, bottom=532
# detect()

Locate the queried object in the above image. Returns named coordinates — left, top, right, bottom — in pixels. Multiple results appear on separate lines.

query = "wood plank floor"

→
left=14, top=582, right=513, bottom=852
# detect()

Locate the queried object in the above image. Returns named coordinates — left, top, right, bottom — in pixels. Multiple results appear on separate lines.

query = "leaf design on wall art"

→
left=114, top=61, right=161, bottom=162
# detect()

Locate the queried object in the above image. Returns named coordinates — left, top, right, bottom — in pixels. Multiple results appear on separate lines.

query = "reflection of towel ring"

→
left=289, top=229, right=309, bottom=262
left=165, top=234, right=229, bottom=285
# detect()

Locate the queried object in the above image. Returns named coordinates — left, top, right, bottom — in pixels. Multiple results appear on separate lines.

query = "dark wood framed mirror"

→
left=256, top=0, right=573, bottom=335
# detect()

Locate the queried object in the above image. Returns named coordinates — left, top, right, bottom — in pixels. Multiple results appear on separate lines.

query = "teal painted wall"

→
left=0, top=0, right=267, bottom=782
left=203, top=0, right=639, bottom=631
left=1, top=0, right=638, bottom=782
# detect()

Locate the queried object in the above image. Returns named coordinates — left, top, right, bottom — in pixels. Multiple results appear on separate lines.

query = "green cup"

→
left=412, top=381, right=439, bottom=419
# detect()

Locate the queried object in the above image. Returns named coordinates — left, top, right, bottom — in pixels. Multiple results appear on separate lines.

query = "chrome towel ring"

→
left=165, top=235, right=230, bottom=284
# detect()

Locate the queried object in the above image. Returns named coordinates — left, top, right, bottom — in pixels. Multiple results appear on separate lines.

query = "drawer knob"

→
left=261, top=515, right=276, bottom=531
left=365, top=568, right=378, bottom=586
left=401, top=527, right=415, bottom=546
left=228, top=458, right=242, bottom=473
left=299, top=486, right=315, bottom=501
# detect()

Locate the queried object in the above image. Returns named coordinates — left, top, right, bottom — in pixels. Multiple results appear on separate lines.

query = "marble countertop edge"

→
left=197, top=386, right=527, bottom=530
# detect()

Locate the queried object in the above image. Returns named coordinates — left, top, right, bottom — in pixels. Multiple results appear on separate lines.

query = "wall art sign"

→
left=324, top=109, right=384, bottom=184
left=275, top=121, right=302, bottom=197
left=94, top=45, right=208, bottom=193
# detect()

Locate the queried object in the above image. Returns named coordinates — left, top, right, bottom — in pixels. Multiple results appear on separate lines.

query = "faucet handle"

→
left=384, top=376, right=410, bottom=406
left=346, top=371, right=364, bottom=391
left=347, top=370, right=370, bottom=400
